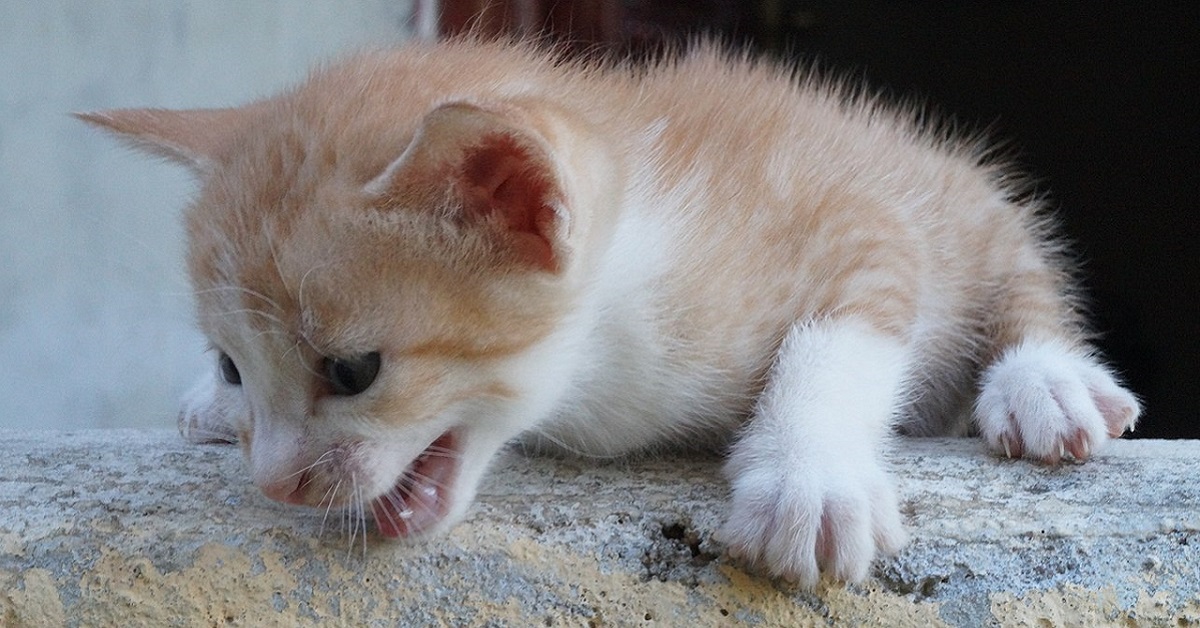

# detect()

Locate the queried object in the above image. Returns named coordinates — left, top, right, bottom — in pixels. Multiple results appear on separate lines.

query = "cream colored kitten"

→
left=80, top=39, right=1139, bottom=587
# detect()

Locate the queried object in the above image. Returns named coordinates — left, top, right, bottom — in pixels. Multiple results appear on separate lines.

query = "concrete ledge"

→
left=1, top=431, right=1197, bottom=626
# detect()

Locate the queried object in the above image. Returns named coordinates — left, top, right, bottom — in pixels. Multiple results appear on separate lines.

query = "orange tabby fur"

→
left=80, top=38, right=1139, bottom=586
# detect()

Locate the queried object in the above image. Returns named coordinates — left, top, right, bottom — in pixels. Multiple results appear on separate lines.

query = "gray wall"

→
left=0, top=1, right=416, bottom=429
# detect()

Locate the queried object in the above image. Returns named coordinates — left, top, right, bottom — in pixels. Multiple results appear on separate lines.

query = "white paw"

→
left=976, top=340, right=1140, bottom=464
left=719, top=451, right=907, bottom=587
left=177, top=371, right=242, bottom=444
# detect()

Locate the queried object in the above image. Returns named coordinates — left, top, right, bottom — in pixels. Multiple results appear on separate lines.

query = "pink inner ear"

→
left=459, top=133, right=560, bottom=272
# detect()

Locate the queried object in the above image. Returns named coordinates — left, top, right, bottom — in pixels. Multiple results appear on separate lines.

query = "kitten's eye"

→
left=323, top=352, right=381, bottom=396
left=218, top=352, right=242, bottom=386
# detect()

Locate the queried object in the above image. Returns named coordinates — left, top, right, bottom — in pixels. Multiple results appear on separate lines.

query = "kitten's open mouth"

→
left=370, top=431, right=459, bottom=538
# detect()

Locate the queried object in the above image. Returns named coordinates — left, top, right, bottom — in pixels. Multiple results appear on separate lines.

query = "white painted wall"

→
left=0, top=1, right=416, bottom=429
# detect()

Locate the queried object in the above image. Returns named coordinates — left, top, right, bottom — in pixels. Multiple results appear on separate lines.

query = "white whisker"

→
left=346, top=473, right=359, bottom=558
left=188, top=285, right=282, bottom=313
left=264, top=222, right=296, bottom=304
left=297, top=263, right=329, bottom=314
left=282, top=450, right=335, bottom=485
left=355, top=478, right=369, bottom=559
left=213, top=307, right=286, bottom=328
left=318, top=479, right=342, bottom=538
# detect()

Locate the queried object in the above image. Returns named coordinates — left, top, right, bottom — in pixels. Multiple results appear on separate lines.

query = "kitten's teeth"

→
left=397, top=506, right=414, bottom=520
left=1059, top=443, right=1066, bottom=460
left=1001, top=437, right=1012, bottom=459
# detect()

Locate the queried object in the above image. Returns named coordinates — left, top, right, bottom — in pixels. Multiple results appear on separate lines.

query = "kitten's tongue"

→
left=371, top=433, right=456, bottom=538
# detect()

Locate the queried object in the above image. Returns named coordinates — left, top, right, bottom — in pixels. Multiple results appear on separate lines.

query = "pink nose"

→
left=259, top=471, right=310, bottom=505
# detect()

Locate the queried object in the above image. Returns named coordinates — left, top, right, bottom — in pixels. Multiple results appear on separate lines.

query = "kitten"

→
left=79, top=39, right=1139, bottom=587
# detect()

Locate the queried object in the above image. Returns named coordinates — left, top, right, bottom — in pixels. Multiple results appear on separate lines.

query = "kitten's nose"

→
left=260, top=471, right=310, bottom=505
left=247, top=422, right=311, bottom=505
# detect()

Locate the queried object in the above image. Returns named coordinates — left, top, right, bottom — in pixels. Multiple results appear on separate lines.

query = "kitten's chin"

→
left=369, top=431, right=460, bottom=538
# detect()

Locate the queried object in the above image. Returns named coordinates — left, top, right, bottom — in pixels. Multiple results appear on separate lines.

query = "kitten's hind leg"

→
left=974, top=248, right=1140, bottom=463
left=975, top=340, right=1139, bottom=463
left=177, top=371, right=242, bottom=444
left=720, top=317, right=909, bottom=587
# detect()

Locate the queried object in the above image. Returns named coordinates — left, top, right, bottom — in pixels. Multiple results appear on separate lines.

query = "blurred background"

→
left=2, top=1, right=1195, bottom=438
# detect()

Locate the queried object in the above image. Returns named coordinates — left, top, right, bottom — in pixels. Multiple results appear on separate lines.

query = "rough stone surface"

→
left=1, top=430, right=1197, bottom=627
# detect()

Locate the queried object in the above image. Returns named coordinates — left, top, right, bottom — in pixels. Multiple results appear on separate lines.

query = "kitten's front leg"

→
left=721, top=318, right=909, bottom=586
left=177, top=370, right=242, bottom=444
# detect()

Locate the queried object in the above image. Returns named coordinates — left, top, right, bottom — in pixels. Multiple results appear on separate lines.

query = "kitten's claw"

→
left=178, top=412, right=238, bottom=444
left=976, top=341, right=1140, bottom=464
left=999, top=435, right=1017, bottom=459
left=1068, top=431, right=1091, bottom=460
left=178, top=371, right=242, bottom=445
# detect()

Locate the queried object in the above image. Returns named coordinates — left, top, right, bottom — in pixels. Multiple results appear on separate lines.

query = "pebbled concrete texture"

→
left=1, top=431, right=1197, bottom=627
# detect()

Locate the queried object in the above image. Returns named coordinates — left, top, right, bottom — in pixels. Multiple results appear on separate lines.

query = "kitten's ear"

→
left=369, top=102, right=567, bottom=273
left=75, top=108, right=240, bottom=175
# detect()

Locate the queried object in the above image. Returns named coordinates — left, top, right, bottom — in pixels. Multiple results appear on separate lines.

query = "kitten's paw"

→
left=976, top=341, right=1140, bottom=464
left=177, top=372, right=241, bottom=444
left=719, top=454, right=907, bottom=587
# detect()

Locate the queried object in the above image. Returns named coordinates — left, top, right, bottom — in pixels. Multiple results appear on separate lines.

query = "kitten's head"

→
left=78, top=57, right=616, bottom=538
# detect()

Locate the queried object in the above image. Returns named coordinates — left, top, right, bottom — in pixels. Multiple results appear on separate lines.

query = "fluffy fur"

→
left=80, top=38, right=1139, bottom=587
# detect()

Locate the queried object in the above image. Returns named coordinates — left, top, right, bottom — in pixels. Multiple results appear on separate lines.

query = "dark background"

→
left=436, top=1, right=1199, bottom=438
